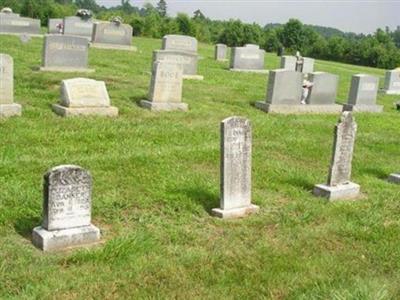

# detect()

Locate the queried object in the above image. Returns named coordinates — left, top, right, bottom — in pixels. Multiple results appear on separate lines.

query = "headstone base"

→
left=140, top=100, right=188, bottom=112
left=90, top=43, right=137, bottom=52
left=211, top=204, right=259, bottom=219
left=0, top=103, right=22, bottom=117
left=40, top=67, right=95, bottom=73
left=32, top=224, right=100, bottom=252
left=52, top=104, right=119, bottom=117
left=388, top=173, right=400, bottom=184
left=313, top=182, right=360, bottom=201
left=343, top=104, right=383, bottom=113
left=230, top=68, right=269, bottom=74
left=183, top=75, right=204, bottom=80
left=255, top=101, right=343, bottom=114
left=0, top=32, right=43, bottom=38
left=383, top=90, right=400, bottom=95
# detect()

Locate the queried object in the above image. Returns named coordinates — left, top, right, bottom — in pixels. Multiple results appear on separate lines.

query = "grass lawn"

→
left=1, top=34, right=400, bottom=299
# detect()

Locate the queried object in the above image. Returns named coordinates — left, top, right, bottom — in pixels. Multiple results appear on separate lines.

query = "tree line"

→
left=1, top=0, right=400, bottom=69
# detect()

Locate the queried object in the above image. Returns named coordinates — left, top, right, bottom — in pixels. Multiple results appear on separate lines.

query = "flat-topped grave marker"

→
left=383, top=70, right=400, bottom=95
left=32, top=165, right=101, bottom=251
left=212, top=117, right=259, bottom=219
left=215, top=44, right=228, bottom=61
left=140, top=61, right=188, bottom=111
left=162, top=34, right=197, bottom=53
left=63, top=16, right=93, bottom=40
left=0, top=53, right=21, bottom=117
left=344, top=74, right=382, bottom=112
left=313, top=112, right=360, bottom=200
left=0, top=15, right=41, bottom=36
left=52, top=78, right=118, bottom=117
left=230, top=45, right=268, bottom=73
left=280, top=56, right=297, bottom=70
left=91, top=19, right=136, bottom=51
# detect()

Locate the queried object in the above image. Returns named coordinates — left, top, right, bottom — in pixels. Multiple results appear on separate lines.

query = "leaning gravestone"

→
left=52, top=78, right=118, bottom=117
left=383, top=70, right=400, bottom=95
left=63, top=16, right=93, bottom=40
left=212, top=117, right=259, bottom=219
left=280, top=56, right=297, bottom=70
left=0, top=54, right=22, bottom=117
left=48, top=18, right=63, bottom=34
left=40, top=35, right=94, bottom=72
left=215, top=44, right=228, bottom=61
left=343, top=74, right=383, bottom=112
left=230, top=45, right=268, bottom=73
left=140, top=61, right=187, bottom=111
left=32, top=165, right=101, bottom=251
left=91, top=19, right=136, bottom=51
left=0, top=15, right=41, bottom=36
left=313, top=112, right=360, bottom=200
left=388, top=173, right=400, bottom=184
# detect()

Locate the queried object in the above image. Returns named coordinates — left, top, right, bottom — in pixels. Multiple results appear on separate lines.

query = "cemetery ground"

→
left=1, top=35, right=399, bottom=299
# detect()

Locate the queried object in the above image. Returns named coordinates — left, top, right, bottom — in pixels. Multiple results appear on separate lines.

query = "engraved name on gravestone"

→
left=0, top=16, right=40, bottom=35
left=162, top=34, right=197, bottom=53
left=212, top=117, right=259, bottom=219
left=0, top=53, right=21, bottom=117
left=345, top=74, right=382, bottom=112
left=153, top=50, right=198, bottom=77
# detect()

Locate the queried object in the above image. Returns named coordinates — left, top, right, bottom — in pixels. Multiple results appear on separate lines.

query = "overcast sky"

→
left=96, top=0, right=399, bottom=34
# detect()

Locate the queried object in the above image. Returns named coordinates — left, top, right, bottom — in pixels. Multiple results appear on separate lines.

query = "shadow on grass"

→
left=283, top=177, right=315, bottom=192
left=14, top=215, right=41, bottom=241
left=361, top=167, right=389, bottom=180
left=175, top=187, right=219, bottom=214
left=130, top=95, right=146, bottom=107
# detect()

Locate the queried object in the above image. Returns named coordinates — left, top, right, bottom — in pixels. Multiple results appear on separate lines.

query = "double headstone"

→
left=52, top=78, right=118, bottom=117
left=212, top=117, right=259, bottom=219
left=63, top=16, right=93, bottom=40
left=313, top=112, right=360, bottom=200
left=48, top=18, right=63, bottom=34
left=215, top=44, right=228, bottom=61
left=32, top=165, right=101, bottom=251
left=40, top=35, right=93, bottom=73
left=344, top=74, right=383, bottom=112
left=91, top=21, right=136, bottom=51
left=383, top=70, right=400, bottom=95
left=0, top=54, right=22, bottom=117
left=0, top=14, right=41, bottom=36
left=140, top=61, right=187, bottom=111
left=230, top=44, right=267, bottom=73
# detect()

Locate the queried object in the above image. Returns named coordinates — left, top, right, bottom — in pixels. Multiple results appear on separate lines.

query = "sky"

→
left=95, top=0, right=399, bottom=34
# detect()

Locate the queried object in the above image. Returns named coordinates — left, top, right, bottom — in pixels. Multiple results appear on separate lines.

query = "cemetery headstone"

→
left=140, top=61, right=188, bottom=111
left=91, top=19, right=136, bottom=51
left=313, top=112, right=360, bottom=200
left=344, top=74, right=383, bottom=112
left=48, top=18, right=63, bottom=34
left=32, top=165, right=101, bottom=251
left=280, top=56, right=297, bottom=71
left=212, top=117, right=259, bottom=219
left=52, top=78, right=118, bottom=117
left=153, top=50, right=202, bottom=80
left=63, top=16, right=93, bottom=40
left=40, top=35, right=94, bottom=73
left=0, top=15, right=41, bottom=36
left=383, top=70, right=400, bottom=95
left=230, top=45, right=268, bottom=73
left=306, top=72, right=342, bottom=112
left=215, top=44, right=228, bottom=61
left=162, top=34, right=197, bottom=54
left=302, top=57, right=315, bottom=73
left=0, top=54, right=22, bottom=117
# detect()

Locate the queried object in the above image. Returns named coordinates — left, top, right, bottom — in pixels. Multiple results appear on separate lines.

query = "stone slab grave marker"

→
left=52, top=78, right=118, bottom=117
left=230, top=45, right=268, bottom=73
left=140, top=61, right=188, bottom=111
left=162, top=34, right=197, bottom=54
left=0, top=14, right=41, bottom=36
left=344, top=74, right=383, bottom=112
left=91, top=19, right=136, bottom=51
left=63, top=16, right=93, bottom=40
left=32, top=165, right=101, bottom=251
left=280, top=55, right=297, bottom=70
left=215, top=44, right=228, bottom=61
left=48, top=18, right=63, bottom=34
left=313, top=112, right=360, bottom=200
left=0, top=54, right=21, bottom=117
left=383, top=70, right=400, bottom=95
left=302, top=57, right=315, bottom=74
left=212, top=117, right=259, bottom=219
left=40, top=35, right=94, bottom=73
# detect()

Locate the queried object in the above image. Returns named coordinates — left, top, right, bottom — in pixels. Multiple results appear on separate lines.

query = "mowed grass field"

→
left=1, top=34, right=400, bottom=299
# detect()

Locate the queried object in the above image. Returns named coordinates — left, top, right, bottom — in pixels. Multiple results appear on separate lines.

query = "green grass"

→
left=1, top=35, right=400, bottom=299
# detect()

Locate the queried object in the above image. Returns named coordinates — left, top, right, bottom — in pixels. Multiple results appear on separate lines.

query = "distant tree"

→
left=263, top=28, right=281, bottom=52
left=278, top=19, right=307, bottom=52
left=218, top=19, right=244, bottom=46
left=156, top=0, right=167, bottom=17
left=176, top=13, right=195, bottom=36
left=193, top=9, right=205, bottom=21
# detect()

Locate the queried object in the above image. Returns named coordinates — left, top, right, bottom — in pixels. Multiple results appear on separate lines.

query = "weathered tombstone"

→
left=153, top=50, right=202, bottom=80
left=302, top=57, right=315, bottom=73
left=255, top=69, right=303, bottom=113
left=0, top=15, right=41, bottom=36
left=52, top=78, right=118, bottom=117
left=313, top=112, right=360, bottom=200
left=91, top=20, right=136, bottom=51
left=383, top=70, right=400, bottom=95
left=40, top=35, right=94, bottom=72
left=388, top=173, right=400, bottom=184
left=212, top=117, right=259, bottom=219
left=230, top=45, right=267, bottom=73
left=140, top=61, right=188, bottom=111
left=344, top=74, right=383, bottom=112
left=215, top=44, right=228, bottom=61
left=63, top=16, right=93, bottom=40
left=32, top=165, right=101, bottom=251
left=48, top=18, right=63, bottom=34
left=0, top=54, right=22, bottom=117
left=162, top=34, right=197, bottom=54
left=280, top=56, right=297, bottom=71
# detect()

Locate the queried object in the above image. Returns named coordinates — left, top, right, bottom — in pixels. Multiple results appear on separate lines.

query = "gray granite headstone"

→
left=230, top=45, right=266, bottom=72
left=266, top=69, right=303, bottom=105
left=63, top=16, right=93, bottom=40
left=215, top=44, right=228, bottom=61
left=0, top=15, right=41, bottom=35
left=48, top=18, right=63, bottom=34
left=153, top=50, right=202, bottom=80
left=307, top=72, right=338, bottom=105
left=40, top=35, right=93, bottom=72
left=313, top=112, right=360, bottom=200
left=140, top=61, right=188, bottom=111
left=302, top=57, right=315, bottom=73
left=91, top=21, right=135, bottom=50
left=345, top=74, right=382, bottom=112
left=32, top=165, right=101, bottom=251
left=162, top=34, right=197, bottom=54
left=280, top=56, right=297, bottom=70
left=0, top=53, right=21, bottom=117
left=383, top=70, right=400, bottom=95
left=388, top=173, right=400, bottom=184
left=212, top=117, right=259, bottom=219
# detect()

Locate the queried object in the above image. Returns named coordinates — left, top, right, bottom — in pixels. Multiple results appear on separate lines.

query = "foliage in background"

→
left=1, top=0, right=400, bottom=68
